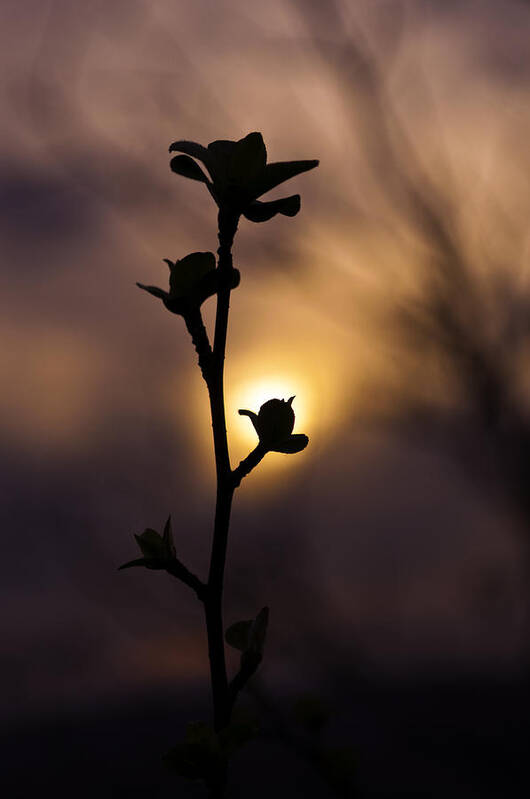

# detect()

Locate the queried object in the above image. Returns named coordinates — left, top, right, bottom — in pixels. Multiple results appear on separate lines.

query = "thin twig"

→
left=228, top=651, right=263, bottom=712
left=232, top=444, right=268, bottom=488
left=166, top=559, right=207, bottom=601
left=184, top=308, right=213, bottom=383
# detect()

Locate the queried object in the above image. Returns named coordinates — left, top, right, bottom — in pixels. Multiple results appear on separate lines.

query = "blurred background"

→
left=2, top=0, right=530, bottom=795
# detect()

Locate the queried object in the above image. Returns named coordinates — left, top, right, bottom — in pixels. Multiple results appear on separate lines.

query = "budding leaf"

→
left=239, top=397, right=308, bottom=456
left=256, top=398, right=295, bottom=445
left=169, top=132, right=318, bottom=222
left=168, top=252, right=216, bottom=299
left=118, top=557, right=152, bottom=571
left=225, top=620, right=253, bottom=652
left=169, top=139, right=211, bottom=165
left=248, top=606, right=269, bottom=656
left=253, top=159, right=319, bottom=198
left=134, top=528, right=166, bottom=560
left=119, top=517, right=178, bottom=572
left=226, top=607, right=269, bottom=656
left=136, top=283, right=168, bottom=301
left=137, top=251, right=224, bottom=317
left=272, top=433, right=309, bottom=454
left=170, top=154, right=210, bottom=183
left=162, top=515, right=176, bottom=559
left=230, top=131, right=267, bottom=185
left=243, top=194, right=300, bottom=222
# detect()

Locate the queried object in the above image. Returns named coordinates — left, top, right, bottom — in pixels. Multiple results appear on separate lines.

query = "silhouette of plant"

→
left=119, top=132, right=318, bottom=797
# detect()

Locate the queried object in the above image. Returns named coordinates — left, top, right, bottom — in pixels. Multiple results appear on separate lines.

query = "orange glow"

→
left=180, top=270, right=356, bottom=488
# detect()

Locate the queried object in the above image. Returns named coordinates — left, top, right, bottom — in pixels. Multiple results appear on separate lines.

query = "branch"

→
left=228, top=651, right=262, bottom=711
left=232, top=444, right=268, bottom=488
left=184, top=308, right=213, bottom=383
left=166, top=558, right=207, bottom=601
left=203, top=210, right=240, bottom=734
left=213, top=210, right=239, bottom=367
left=119, top=554, right=207, bottom=600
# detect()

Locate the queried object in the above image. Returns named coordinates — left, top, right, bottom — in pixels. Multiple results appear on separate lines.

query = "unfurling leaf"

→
left=168, top=252, right=216, bottom=299
left=168, top=132, right=318, bottom=222
left=137, top=251, right=239, bottom=317
left=162, top=515, right=176, bottom=559
left=135, top=283, right=168, bottom=301
left=229, top=131, right=267, bottom=184
left=243, top=194, right=300, bottom=222
left=134, top=528, right=166, bottom=560
left=272, top=433, right=309, bottom=454
left=226, top=607, right=269, bottom=656
left=170, top=154, right=210, bottom=183
left=119, top=517, right=177, bottom=572
left=239, top=397, right=294, bottom=447
left=248, top=606, right=269, bottom=656
left=118, top=557, right=163, bottom=571
left=225, top=619, right=253, bottom=651
left=239, top=397, right=308, bottom=454
left=169, top=139, right=211, bottom=165
left=252, top=159, right=319, bottom=198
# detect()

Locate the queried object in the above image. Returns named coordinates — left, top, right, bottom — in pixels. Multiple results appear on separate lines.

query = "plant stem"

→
left=232, top=443, right=268, bottom=488
left=204, top=210, right=239, bottom=738
left=184, top=308, right=213, bottom=383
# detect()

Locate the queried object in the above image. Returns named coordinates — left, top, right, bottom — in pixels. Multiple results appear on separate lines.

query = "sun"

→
left=181, top=364, right=317, bottom=484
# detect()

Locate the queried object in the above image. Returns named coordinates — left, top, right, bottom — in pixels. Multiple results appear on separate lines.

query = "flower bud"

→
left=169, top=132, right=318, bottom=223
left=137, top=252, right=240, bottom=316
left=254, top=397, right=295, bottom=447
left=118, top=516, right=176, bottom=570
left=238, top=397, right=308, bottom=454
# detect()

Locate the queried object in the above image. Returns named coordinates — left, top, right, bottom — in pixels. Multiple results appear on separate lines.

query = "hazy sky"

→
left=2, top=0, right=530, bottom=723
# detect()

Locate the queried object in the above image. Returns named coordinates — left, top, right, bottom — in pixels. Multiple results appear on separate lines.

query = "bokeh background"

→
left=2, top=0, right=530, bottom=796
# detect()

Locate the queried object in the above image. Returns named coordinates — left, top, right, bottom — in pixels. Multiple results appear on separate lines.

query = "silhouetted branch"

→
left=232, top=444, right=268, bottom=488
left=123, top=133, right=317, bottom=797
left=183, top=308, right=213, bottom=383
left=203, top=209, right=239, bottom=739
left=166, top=558, right=207, bottom=601
left=228, top=650, right=263, bottom=711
